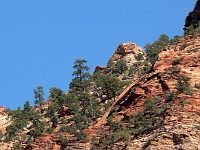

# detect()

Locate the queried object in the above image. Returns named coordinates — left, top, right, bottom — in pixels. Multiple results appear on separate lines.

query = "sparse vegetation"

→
left=178, top=115, right=183, bottom=121
left=34, top=86, right=45, bottom=107
left=179, top=98, right=186, bottom=107
left=176, top=75, right=194, bottom=95
left=195, top=125, right=200, bottom=130
left=128, top=60, right=151, bottom=78
left=145, top=34, right=170, bottom=64
left=165, top=91, right=176, bottom=102
left=180, top=43, right=189, bottom=51
left=124, top=96, right=167, bottom=139
left=58, top=135, right=68, bottom=149
left=172, top=57, right=184, bottom=65
left=170, top=35, right=182, bottom=45
left=135, top=53, right=144, bottom=61
left=184, top=21, right=200, bottom=36
left=112, top=59, right=128, bottom=75
left=194, top=83, right=200, bottom=89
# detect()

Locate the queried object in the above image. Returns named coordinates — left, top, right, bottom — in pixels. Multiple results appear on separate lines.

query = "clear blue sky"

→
left=0, top=1, right=196, bottom=109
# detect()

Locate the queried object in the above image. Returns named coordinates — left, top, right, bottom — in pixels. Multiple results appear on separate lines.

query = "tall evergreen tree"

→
left=145, top=34, right=170, bottom=64
left=23, top=101, right=32, bottom=112
left=69, top=59, right=91, bottom=93
left=34, top=86, right=45, bottom=107
left=93, top=72, right=122, bottom=100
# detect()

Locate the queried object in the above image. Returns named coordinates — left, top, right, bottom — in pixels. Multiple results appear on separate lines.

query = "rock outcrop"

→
left=154, top=35, right=200, bottom=87
left=0, top=107, right=12, bottom=149
left=110, top=42, right=146, bottom=67
left=0, top=106, right=10, bottom=133
left=184, top=0, right=200, bottom=29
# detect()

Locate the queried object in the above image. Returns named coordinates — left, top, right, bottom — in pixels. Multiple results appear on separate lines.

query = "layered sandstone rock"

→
left=153, top=35, right=200, bottom=88
left=111, top=42, right=146, bottom=67
left=0, top=107, right=10, bottom=133
left=128, top=36, right=200, bottom=149
left=94, top=35, right=200, bottom=149
left=0, top=107, right=12, bottom=150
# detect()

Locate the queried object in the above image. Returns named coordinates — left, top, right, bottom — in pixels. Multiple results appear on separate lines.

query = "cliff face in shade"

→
left=184, top=0, right=200, bottom=29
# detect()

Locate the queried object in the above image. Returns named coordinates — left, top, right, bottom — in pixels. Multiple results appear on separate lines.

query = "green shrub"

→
left=13, top=142, right=23, bottom=150
left=108, top=118, right=122, bottom=132
left=74, top=131, right=87, bottom=141
left=180, top=43, right=188, bottom=50
left=178, top=115, right=183, bottom=121
left=59, top=125, right=73, bottom=133
left=0, top=130, right=3, bottom=142
left=165, top=91, right=176, bottom=102
left=170, top=35, right=182, bottom=45
left=112, top=59, right=128, bottom=74
left=195, top=125, right=200, bottom=130
left=128, top=96, right=167, bottom=137
left=145, top=34, right=170, bottom=64
left=194, top=83, right=200, bottom=89
left=46, top=127, right=54, bottom=134
left=166, top=66, right=181, bottom=74
left=172, top=57, right=184, bottom=65
left=135, top=53, right=144, bottom=61
left=171, top=66, right=181, bottom=74
left=58, top=135, right=68, bottom=148
left=176, top=75, right=194, bottom=95
left=184, top=21, right=200, bottom=36
left=179, top=98, right=186, bottom=107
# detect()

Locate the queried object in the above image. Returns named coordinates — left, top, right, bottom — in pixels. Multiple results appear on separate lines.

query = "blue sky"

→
left=0, top=1, right=196, bottom=109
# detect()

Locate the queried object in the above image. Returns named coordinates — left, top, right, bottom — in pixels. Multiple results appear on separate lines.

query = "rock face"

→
left=92, top=34, right=200, bottom=149
left=0, top=107, right=12, bottom=149
left=0, top=106, right=10, bottom=133
left=94, top=66, right=106, bottom=72
left=110, top=42, right=146, bottom=67
left=184, top=0, right=200, bottom=29
left=154, top=35, right=200, bottom=88
left=112, top=35, right=200, bottom=149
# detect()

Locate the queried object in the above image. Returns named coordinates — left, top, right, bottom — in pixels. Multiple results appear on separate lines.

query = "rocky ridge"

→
left=95, top=42, right=147, bottom=72
left=0, top=106, right=10, bottom=133
left=111, top=42, right=146, bottom=67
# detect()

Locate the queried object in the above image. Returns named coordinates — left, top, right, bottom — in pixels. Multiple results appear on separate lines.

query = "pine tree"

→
left=34, top=86, right=45, bottom=107
left=23, top=101, right=32, bottom=112
left=145, top=34, right=170, bottom=64
left=93, top=72, right=122, bottom=100
left=69, top=59, right=91, bottom=93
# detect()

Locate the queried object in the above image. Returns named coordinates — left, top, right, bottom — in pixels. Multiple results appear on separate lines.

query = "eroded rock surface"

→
left=111, top=42, right=147, bottom=67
